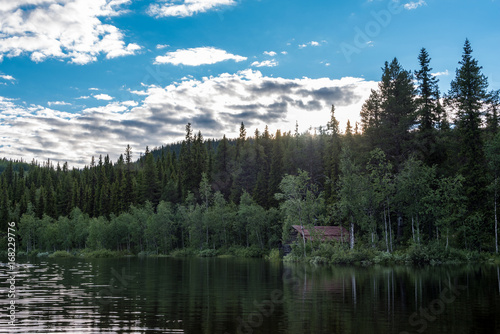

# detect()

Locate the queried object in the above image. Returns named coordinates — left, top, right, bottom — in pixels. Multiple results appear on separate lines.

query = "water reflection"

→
left=0, top=258, right=499, bottom=333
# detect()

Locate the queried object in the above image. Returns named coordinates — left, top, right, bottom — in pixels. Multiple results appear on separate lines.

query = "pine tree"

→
left=360, top=89, right=383, bottom=150
left=446, top=39, right=489, bottom=213
left=378, top=58, right=417, bottom=169
left=324, top=105, right=342, bottom=203
left=143, top=149, right=160, bottom=206
left=123, top=145, right=135, bottom=209
left=268, top=130, right=284, bottom=207
left=414, top=48, right=442, bottom=165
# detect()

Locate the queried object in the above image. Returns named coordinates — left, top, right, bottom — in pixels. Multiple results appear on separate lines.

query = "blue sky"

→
left=1, top=0, right=499, bottom=167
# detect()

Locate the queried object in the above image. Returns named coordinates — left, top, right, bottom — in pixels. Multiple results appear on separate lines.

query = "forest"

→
left=1, top=40, right=500, bottom=262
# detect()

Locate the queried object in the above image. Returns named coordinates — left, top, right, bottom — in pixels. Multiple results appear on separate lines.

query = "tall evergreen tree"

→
left=414, top=48, right=442, bottom=165
left=379, top=58, right=417, bottom=169
left=123, top=145, right=135, bottom=209
left=360, top=89, right=383, bottom=150
left=143, top=149, right=161, bottom=206
left=446, top=39, right=489, bottom=214
left=268, top=130, right=284, bottom=207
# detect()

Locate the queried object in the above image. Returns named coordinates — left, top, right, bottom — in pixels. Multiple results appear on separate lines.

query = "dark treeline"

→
left=1, top=39, right=500, bottom=256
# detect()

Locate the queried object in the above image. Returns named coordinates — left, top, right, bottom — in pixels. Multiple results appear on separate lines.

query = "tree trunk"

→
left=350, top=215, right=355, bottom=249
left=411, top=215, right=415, bottom=243
left=416, top=214, right=420, bottom=245
left=446, top=228, right=449, bottom=250
left=387, top=198, right=393, bottom=252
left=384, top=207, right=389, bottom=252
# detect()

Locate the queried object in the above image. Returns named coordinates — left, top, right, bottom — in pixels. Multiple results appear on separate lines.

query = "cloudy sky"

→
left=1, top=0, right=499, bottom=167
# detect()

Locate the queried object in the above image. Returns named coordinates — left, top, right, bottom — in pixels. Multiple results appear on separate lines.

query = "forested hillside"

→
left=1, top=40, right=499, bottom=257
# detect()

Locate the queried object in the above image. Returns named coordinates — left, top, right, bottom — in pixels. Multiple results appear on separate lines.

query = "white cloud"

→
left=299, top=41, right=322, bottom=48
left=129, top=89, right=149, bottom=96
left=148, top=0, right=236, bottom=18
left=0, top=71, right=377, bottom=167
left=0, top=0, right=141, bottom=64
left=156, top=44, right=170, bottom=49
left=281, top=51, right=288, bottom=55
left=77, top=95, right=91, bottom=99
left=48, top=101, right=71, bottom=106
left=263, top=51, right=277, bottom=56
left=154, top=47, right=247, bottom=66
left=404, top=0, right=427, bottom=10
left=94, top=93, right=113, bottom=100
left=89, top=87, right=100, bottom=91
left=121, top=100, right=138, bottom=107
left=251, top=59, right=278, bottom=67
left=0, top=74, right=15, bottom=81
left=432, top=70, right=449, bottom=77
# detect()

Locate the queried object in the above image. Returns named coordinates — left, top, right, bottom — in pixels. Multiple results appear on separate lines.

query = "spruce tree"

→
left=446, top=39, right=489, bottom=214
left=268, top=130, right=284, bottom=207
left=414, top=48, right=442, bottom=165
left=143, top=150, right=160, bottom=206
left=378, top=58, right=417, bottom=169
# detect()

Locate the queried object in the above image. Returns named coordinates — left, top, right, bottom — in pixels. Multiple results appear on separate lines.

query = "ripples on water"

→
left=1, top=258, right=499, bottom=334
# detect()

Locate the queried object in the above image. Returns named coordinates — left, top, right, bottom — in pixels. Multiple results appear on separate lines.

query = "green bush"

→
left=28, top=250, right=40, bottom=257
left=49, top=250, right=73, bottom=258
left=283, top=253, right=302, bottom=262
left=310, top=256, right=329, bottom=265
left=265, top=249, right=281, bottom=261
left=406, top=244, right=431, bottom=264
left=37, top=252, right=50, bottom=257
left=373, top=251, right=393, bottom=265
left=198, top=249, right=219, bottom=257
left=170, top=248, right=195, bottom=257
left=227, top=246, right=265, bottom=258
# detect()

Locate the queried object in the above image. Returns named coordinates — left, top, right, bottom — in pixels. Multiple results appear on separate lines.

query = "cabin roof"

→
left=291, top=225, right=349, bottom=242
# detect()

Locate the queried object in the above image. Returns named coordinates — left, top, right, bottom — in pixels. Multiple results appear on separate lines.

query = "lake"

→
left=2, top=257, right=500, bottom=333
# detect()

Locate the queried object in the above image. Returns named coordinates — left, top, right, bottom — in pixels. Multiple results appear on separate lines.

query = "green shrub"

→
left=49, top=250, right=73, bottom=258
left=198, top=249, right=218, bottom=257
left=406, top=244, right=430, bottom=265
left=170, top=248, right=195, bottom=257
left=28, top=250, right=40, bottom=257
left=283, top=253, right=302, bottom=262
left=310, top=256, right=329, bottom=265
left=227, top=246, right=265, bottom=258
left=265, top=249, right=281, bottom=261
left=373, top=251, right=393, bottom=265
left=37, top=252, right=50, bottom=258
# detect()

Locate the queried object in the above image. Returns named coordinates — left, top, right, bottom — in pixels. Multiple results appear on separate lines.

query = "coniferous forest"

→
left=1, top=40, right=500, bottom=261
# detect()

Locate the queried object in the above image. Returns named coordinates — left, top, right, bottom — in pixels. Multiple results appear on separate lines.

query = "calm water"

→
left=1, top=257, right=500, bottom=334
